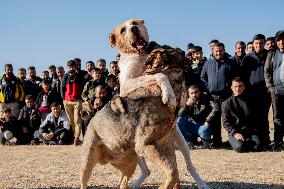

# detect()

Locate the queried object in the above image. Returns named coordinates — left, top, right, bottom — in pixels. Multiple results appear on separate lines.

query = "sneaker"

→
left=73, top=138, right=82, bottom=146
left=30, top=139, right=40, bottom=145
left=270, top=141, right=283, bottom=151
left=57, top=140, right=64, bottom=145
left=187, top=142, right=197, bottom=150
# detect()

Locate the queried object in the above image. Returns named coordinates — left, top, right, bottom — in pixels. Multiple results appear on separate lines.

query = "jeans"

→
left=228, top=134, right=261, bottom=153
left=177, top=117, right=212, bottom=144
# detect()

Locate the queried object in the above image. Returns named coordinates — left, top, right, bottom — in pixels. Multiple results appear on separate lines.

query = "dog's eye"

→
left=132, top=21, right=137, bottom=25
left=120, top=27, right=126, bottom=34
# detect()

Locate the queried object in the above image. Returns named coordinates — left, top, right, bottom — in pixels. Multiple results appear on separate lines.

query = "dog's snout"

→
left=131, top=26, right=139, bottom=34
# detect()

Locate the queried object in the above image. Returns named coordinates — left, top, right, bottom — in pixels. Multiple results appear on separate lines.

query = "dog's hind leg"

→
left=174, top=126, right=212, bottom=189
left=130, top=156, right=150, bottom=188
left=143, top=144, right=180, bottom=189
left=80, top=130, right=101, bottom=189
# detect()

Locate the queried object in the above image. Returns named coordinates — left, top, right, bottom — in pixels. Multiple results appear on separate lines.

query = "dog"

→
left=80, top=19, right=211, bottom=189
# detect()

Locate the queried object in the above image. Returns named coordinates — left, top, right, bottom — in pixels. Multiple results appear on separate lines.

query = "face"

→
left=265, top=40, right=274, bottom=50
left=42, top=83, right=49, bottom=92
left=276, top=39, right=284, bottom=52
left=29, top=69, right=36, bottom=78
left=247, top=44, right=254, bottom=54
left=107, top=78, right=116, bottom=88
left=213, top=46, right=225, bottom=60
left=76, top=62, right=81, bottom=70
left=18, top=70, right=26, bottom=79
left=109, top=19, right=149, bottom=53
left=96, top=61, right=106, bottom=71
left=192, top=51, right=203, bottom=61
left=188, top=88, right=201, bottom=101
left=51, top=106, right=61, bottom=117
left=5, top=66, right=13, bottom=77
left=210, top=42, right=217, bottom=52
left=56, top=68, right=65, bottom=78
left=49, top=68, right=57, bottom=76
left=4, top=111, right=11, bottom=120
left=110, top=63, right=119, bottom=75
left=86, top=63, right=94, bottom=72
left=91, top=70, right=101, bottom=81
left=67, top=65, right=76, bottom=75
left=95, top=87, right=107, bottom=98
left=25, top=99, right=35, bottom=108
left=235, top=43, right=246, bottom=57
left=42, top=72, right=49, bottom=79
left=253, top=39, right=265, bottom=53
left=231, top=81, right=245, bottom=96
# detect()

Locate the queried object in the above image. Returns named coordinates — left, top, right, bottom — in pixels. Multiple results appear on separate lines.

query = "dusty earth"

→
left=0, top=145, right=283, bottom=189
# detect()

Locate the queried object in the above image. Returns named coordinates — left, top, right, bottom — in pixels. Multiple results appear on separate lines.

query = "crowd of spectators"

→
left=0, top=31, right=283, bottom=152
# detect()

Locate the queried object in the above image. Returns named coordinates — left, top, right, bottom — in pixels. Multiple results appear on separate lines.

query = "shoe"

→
left=201, top=140, right=210, bottom=149
left=30, top=139, right=40, bottom=145
left=187, top=142, right=197, bottom=150
left=58, top=140, right=64, bottom=145
left=270, top=141, right=283, bottom=151
left=73, top=138, right=82, bottom=146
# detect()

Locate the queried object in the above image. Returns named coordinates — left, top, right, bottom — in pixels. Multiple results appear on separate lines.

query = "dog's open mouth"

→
left=131, top=37, right=148, bottom=52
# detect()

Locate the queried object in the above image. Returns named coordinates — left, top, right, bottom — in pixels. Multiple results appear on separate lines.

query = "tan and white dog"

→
left=80, top=19, right=210, bottom=189
left=109, top=19, right=210, bottom=188
left=109, top=19, right=177, bottom=109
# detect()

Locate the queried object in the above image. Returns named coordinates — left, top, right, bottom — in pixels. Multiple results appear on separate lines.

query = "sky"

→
left=1, top=0, right=284, bottom=75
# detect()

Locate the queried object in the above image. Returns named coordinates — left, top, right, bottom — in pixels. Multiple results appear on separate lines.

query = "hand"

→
left=233, top=133, right=245, bottom=141
left=186, top=98, right=195, bottom=106
left=93, top=98, right=103, bottom=109
left=204, top=122, right=209, bottom=127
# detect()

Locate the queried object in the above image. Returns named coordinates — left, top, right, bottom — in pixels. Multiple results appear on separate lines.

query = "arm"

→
left=200, top=62, right=208, bottom=89
left=221, top=100, right=238, bottom=135
left=81, top=82, right=90, bottom=102
left=264, top=51, right=274, bottom=89
left=205, top=98, right=219, bottom=124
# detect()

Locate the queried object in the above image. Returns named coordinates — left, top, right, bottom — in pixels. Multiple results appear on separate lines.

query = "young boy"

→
left=0, top=108, right=19, bottom=145
left=34, top=102, right=74, bottom=145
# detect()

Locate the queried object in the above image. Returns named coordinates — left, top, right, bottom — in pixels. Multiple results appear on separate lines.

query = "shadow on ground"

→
left=10, top=181, right=284, bottom=189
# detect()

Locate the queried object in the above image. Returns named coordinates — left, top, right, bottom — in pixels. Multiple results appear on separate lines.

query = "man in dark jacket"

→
left=264, top=30, right=284, bottom=149
left=241, top=34, right=271, bottom=147
left=18, top=95, right=41, bottom=144
left=176, top=85, right=218, bottom=148
left=222, top=77, right=261, bottom=152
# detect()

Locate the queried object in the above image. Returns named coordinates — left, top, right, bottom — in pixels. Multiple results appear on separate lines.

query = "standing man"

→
left=200, top=43, right=237, bottom=147
left=96, top=59, right=109, bottom=83
left=25, top=66, right=42, bottom=100
left=0, top=64, right=25, bottom=117
left=231, top=41, right=246, bottom=66
left=61, top=60, right=84, bottom=145
left=264, top=30, right=284, bottom=149
left=242, top=34, right=271, bottom=148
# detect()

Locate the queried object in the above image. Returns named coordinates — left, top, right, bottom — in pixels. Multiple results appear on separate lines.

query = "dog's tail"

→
left=174, top=126, right=212, bottom=189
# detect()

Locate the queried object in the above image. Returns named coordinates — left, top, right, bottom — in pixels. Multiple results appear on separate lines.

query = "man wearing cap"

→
left=264, top=30, right=284, bottom=149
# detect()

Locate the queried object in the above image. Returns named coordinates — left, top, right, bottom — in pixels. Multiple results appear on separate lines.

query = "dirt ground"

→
left=1, top=108, right=283, bottom=189
left=0, top=145, right=283, bottom=189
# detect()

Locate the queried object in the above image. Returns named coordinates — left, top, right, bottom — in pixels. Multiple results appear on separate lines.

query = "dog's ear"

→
left=109, top=32, right=116, bottom=47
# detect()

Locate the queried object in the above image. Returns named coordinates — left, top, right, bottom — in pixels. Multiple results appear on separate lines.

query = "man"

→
left=107, top=61, right=120, bottom=94
left=48, top=65, right=58, bottom=84
left=231, top=41, right=246, bottom=66
left=0, top=64, right=25, bottom=117
left=96, top=59, right=109, bottom=82
left=51, top=66, right=65, bottom=95
left=74, top=58, right=88, bottom=79
left=41, top=70, right=50, bottom=81
left=35, top=102, right=74, bottom=145
left=85, top=61, right=95, bottom=81
left=242, top=34, right=271, bottom=148
left=24, top=66, right=42, bottom=100
left=200, top=43, right=237, bottom=147
left=18, top=95, right=41, bottom=145
left=61, top=60, right=84, bottom=145
left=17, top=68, right=27, bottom=82
left=264, top=30, right=284, bottom=149
left=208, top=39, right=219, bottom=60
left=265, top=37, right=276, bottom=51
left=177, top=85, right=218, bottom=148
left=222, top=77, right=261, bottom=153
left=247, top=41, right=254, bottom=54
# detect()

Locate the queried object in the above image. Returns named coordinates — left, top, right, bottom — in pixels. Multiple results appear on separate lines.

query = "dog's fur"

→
left=80, top=19, right=210, bottom=189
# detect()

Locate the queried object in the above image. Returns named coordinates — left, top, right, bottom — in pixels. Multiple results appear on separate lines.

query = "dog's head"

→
left=109, top=19, right=149, bottom=53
